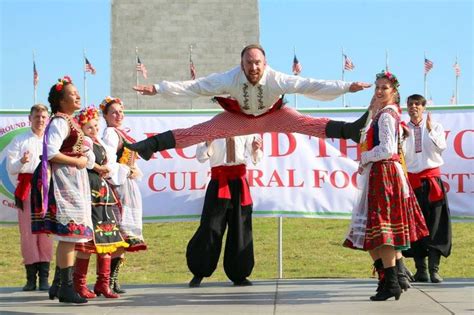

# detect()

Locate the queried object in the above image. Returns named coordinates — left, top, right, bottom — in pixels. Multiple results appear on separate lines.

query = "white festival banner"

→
left=1, top=106, right=473, bottom=223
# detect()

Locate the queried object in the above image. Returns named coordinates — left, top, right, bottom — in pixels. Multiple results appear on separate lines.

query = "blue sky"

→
left=1, top=0, right=472, bottom=109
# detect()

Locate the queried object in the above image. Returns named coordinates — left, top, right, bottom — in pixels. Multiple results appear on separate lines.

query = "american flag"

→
left=85, top=57, right=96, bottom=75
left=453, top=61, right=461, bottom=77
left=136, top=56, right=148, bottom=79
left=343, top=54, right=355, bottom=71
left=344, top=55, right=355, bottom=71
left=190, top=60, right=196, bottom=80
left=33, top=61, right=39, bottom=88
left=424, top=58, right=433, bottom=74
left=292, top=55, right=302, bottom=75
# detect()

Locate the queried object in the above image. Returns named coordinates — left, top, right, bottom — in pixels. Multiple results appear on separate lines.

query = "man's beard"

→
left=245, top=71, right=261, bottom=85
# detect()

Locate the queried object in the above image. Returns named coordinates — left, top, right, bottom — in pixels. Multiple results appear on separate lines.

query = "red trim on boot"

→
left=73, top=257, right=97, bottom=299
left=94, top=255, right=120, bottom=298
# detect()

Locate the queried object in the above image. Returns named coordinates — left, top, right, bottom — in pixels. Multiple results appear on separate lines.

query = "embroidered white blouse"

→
left=361, top=106, right=400, bottom=165
left=102, top=127, right=143, bottom=185
left=46, top=118, right=95, bottom=169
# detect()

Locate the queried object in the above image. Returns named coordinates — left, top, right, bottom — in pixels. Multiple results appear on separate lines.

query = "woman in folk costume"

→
left=72, top=106, right=129, bottom=299
left=100, top=96, right=147, bottom=294
left=343, top=71, right=429, bottom=301
left=30, top=76, right=93, bottom=304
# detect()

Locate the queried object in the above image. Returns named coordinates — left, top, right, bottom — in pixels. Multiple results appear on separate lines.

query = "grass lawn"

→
left=1, top=218, right=472, bottom=287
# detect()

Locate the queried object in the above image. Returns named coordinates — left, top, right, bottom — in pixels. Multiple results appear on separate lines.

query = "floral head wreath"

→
left=55, top=76, right=73, bottom=92
left=76, top=105, right=100, bottom=127
left=375, top=70, right=400, bottom=90
left=99, top=96, right=123, bottom=113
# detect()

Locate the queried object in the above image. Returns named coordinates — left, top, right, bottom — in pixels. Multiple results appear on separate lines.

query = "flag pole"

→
left=189, top=44, right=194, bottom=110
left=83, top=49, right=87, bottom=108
left=342, top=47, right=346, bottom=107
left=293, top=46, right=297, bottom=109
left=455, top=56, right=459, bottom=104
left=33, top=50, right=37, bottom=105
left=136, top=47, right=139, bottom=109
left=423, top=52, right=427, bottom=98
left=385, top=49, right=389, bottom=72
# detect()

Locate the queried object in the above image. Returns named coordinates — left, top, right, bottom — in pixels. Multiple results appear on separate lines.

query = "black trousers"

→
left=405, top=177, right=452, bottom=258
left=186, top=178, right=254, bottom=283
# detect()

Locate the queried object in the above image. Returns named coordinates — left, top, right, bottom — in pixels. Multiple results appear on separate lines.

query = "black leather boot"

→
left=57, top=267, right=88, bottom=304
left=110, top=257, right=126, bottom=294
left=373, top=259, right=384, bottom=292
left=399, top=258, right=415, bottom=282
left=396, top=258, right=411, bottom=291
left=370, top=266, right=402, bottom=301
left=428, top=251, right=443, bottom=283
left=325, top=111, right=369, bottom=143
left=189, top=276, right=203, bottom=288
left=23, top=264, right=37, bottom=291
left=48, top=266, right=60, bottom=300
left=37, top=262, right=50, bottom=291
left=413, top=256, right=429, bottom=282
left=125, top=130, right=176, bottom=161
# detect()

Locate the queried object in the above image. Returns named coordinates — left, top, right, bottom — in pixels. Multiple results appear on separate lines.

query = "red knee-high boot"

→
left=73, top=257, right=97, bottom=299
left=94, top=255, right=120, bottom=298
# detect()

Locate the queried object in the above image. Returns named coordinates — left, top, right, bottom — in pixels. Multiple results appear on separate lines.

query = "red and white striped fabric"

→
left=172, top=106, right=329, bottom=148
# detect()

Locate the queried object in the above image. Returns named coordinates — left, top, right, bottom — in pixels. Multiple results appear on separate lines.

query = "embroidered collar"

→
left=374, top=104, right=400, bottom=118
left=409, top=118, right=424, bottom=127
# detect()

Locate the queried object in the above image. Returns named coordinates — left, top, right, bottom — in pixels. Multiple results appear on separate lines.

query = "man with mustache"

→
left=403, top=94, right=452, bottom=283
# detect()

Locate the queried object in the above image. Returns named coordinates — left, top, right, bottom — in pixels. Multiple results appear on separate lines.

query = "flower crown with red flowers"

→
left=76, top=105, right=100, bottom=127
left=99, top=96, right=123, bottom=113
left=55, top=76, right=73, bottom=92
left=376, top=70, right=400, bottom=90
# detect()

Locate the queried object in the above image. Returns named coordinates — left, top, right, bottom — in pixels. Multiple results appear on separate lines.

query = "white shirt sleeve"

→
left=244, top=135, right=263, bottom=165
left=361, top=113, right=398, bottom=164
left=46, top=118, right=69, bottom=160
left=102, top=128, right=130, bottom=185
left=196, top=142, right=211, bottom=163
left=83, top=136, right=96, bottom=169
left=154, top=68, right=234, bottom=100
left=427, top=121, right=447, bottom=152
left=6, top=135, right=25, bottom=175
left=273, top=71, right=352, bottom=101
left=96, top=138, right=117, bottom=178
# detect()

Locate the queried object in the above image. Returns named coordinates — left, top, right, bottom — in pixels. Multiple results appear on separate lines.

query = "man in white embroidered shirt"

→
left=186, top=135, right=263, bottom=288
left=128, top=44, right=372, bottom=160
left=6, top=104, right=54, bottom=292
left=402, top=94, right=452, bottom=284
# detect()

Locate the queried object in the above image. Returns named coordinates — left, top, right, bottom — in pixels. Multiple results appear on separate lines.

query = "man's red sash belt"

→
left=15, top=173, right=33, bottom=203
left=213, top=97, right=283, bottom=118
left=408, top=167, right=444, bottom=202
left=211, top=164, right=252, bottom=206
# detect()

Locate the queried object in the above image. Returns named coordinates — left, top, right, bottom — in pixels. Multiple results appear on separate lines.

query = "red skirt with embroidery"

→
left=344, top=160, right=429, bottom=251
